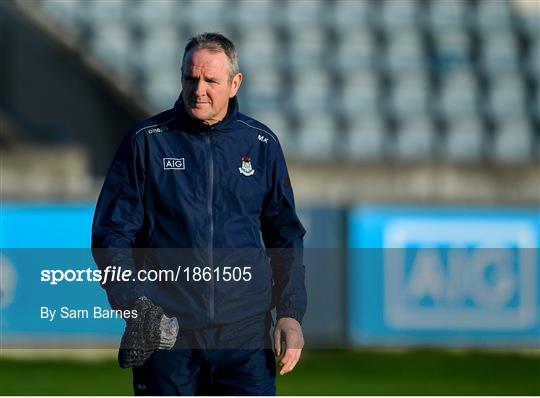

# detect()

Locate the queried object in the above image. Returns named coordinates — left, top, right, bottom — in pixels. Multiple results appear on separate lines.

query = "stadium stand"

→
left=32, top=0, right=538, bottom=164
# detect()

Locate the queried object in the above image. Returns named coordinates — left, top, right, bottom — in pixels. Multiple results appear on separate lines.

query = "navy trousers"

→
left=132, top=313, right=276, bottom=395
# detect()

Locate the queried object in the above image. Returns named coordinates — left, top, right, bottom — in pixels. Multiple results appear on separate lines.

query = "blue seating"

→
left=35, top=0, right=538, bottom=162
left=383, top=30, right=427, bottom=74
left=296, top=116, right=337, bottom=159
left=343, top=117, right=386, bottom=160
left=475, top=0, right=514, bottom=34
left=380, top=0, right=419, bottom=32
left=492, top=118, right=533, bottom=163
left=445, top=117, right=485, bottom=162
left=332, top=0, right=373, bottom=33
left=479, top=32, right=520, bottom=76
left=393, top=116, right=434, bottom=161
left=41, top=0, right=90, bottom=28
left=334, top=28, right=375, bottom=73
left=237, top=29, right=281, bottom=71
left=437, top=71, right=479, bottom=120
left=289, top=69, right=331, bottom=116
left=339, top=72, right=379, bottom=118
left=389, top=74, right=431, bottom=121
left=487, top=75, right=527, bottom=121
left=427, top=0, right=470, bottom=33
left=142, top=69, right=181, bottom=112
left=90, top=24, right=133, bottom=74
left=137, top=26, right=182, bottom=74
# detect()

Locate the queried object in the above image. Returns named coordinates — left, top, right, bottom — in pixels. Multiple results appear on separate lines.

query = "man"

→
left=92, top=32, right=306, bottom=395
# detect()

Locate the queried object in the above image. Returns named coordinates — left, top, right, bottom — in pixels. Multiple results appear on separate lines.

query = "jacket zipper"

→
left=206, top=133, right=215, bottom=324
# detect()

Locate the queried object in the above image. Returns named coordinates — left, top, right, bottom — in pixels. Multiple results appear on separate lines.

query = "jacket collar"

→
left=173, top=93, right=239, bottom=133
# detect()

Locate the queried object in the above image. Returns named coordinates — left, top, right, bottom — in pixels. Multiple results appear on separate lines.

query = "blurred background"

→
left=1, top=0, right=539, bottom=395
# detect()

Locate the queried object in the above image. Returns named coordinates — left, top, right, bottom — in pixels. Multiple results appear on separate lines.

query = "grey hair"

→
left=181, top=32, right=240, bottom=82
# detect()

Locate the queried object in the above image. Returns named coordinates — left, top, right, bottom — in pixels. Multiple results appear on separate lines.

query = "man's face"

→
left=181, top=49, right=242, bottom=125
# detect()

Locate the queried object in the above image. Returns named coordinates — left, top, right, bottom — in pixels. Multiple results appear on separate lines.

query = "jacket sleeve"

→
left=260, top=140, right=307, bottom=323
left=91, top=132, right=146, bottom=310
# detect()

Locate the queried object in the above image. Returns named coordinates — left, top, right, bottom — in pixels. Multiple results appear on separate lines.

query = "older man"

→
left=92, top=32, right=306, bottom=395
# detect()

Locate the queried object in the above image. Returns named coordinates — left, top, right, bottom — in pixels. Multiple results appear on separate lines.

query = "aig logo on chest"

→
left=163, top=158, right=185, bottom=170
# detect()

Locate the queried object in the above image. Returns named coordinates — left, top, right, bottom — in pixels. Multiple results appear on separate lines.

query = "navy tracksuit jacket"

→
left=92, top=95, right=306, bottom=394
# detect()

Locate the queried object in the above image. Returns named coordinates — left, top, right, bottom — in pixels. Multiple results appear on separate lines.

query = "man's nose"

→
left=194, top=78, right=206, bottom=97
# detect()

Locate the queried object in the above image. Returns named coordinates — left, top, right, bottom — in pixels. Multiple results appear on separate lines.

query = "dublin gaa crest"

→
left=239, top=156, right=255, bottom=176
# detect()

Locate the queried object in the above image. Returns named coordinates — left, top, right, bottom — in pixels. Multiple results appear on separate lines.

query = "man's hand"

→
left=118, top=297, right=178, bottom=368
left=273, top=317, right=304, bottom=375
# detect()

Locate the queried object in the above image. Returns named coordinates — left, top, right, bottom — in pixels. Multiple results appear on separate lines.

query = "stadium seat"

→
left=527, top=37, right=540, bottom=80
left=438, top=71, right=479, bottom=119
left=428, top=0, right=470, bottom=32
left=479, top=32, right=520, bottom=76
left=383, top=30, right=426, bottom=73
left=237, top=29, right=281, bottom=71
left=241, top=67, right=282, bottom=115
left=534, top=86, right=540, bottom=122
left=279, top=0, right=325, bottom=29
left=286, top=28, right=327, bottom=70
left=388, top=74, right=431, bottom=120
left=41, top=0, right=90, bottom=28
left=343, top=117, right=386, bottom=160
left=340, top=72, right=380, bottom=117
left=90, top=24, right=133, bottom=74
left=138, top=26, right=182, bottom=75
left=296, top=115, right=337, bottom=159
left=132, top=0, right=183, bottom=27
left=393, top=116, right=434, bottom=161
left=431, top=31, right=472, bottom=74
left=475, top=0, right=514, bottom=33
left=86, top=0, right=131, bottom=24
left=487, top=75, right=527, bottom=121
left=492, top=118, right=533, bottom=163
left=235, top=0, right=275, bottom=29
left=240, top=92, right=282, bottom=117
left=445, top=117, right=485, bottom=162
left=332, top=0, right=372, bottom=33
left=243, top=66, right=282, bottom=98
left=185, top=0, right=232, bottom=32
left=380, top=0, right=419, bottom=32
left=143, top=69, right=181, bottom=112
left=289, top=69, right=331, bottom=116
left=334, top=28, right=375, bottom=73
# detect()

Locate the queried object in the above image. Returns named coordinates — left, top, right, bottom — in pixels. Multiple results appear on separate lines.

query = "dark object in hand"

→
left=118, top=297, right=164, bottom=368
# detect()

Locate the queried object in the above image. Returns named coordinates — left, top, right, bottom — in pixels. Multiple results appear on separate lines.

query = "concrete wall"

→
left=289, top=162, right=540, bottom=205
left=0, top=1, right=147, bottom=176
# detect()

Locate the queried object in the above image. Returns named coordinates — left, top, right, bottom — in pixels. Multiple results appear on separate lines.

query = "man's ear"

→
left=229, top=73, right=243, bottom=98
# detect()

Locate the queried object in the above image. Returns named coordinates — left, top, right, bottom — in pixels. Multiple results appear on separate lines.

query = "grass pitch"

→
left=0, top=349, right=538, bottom=395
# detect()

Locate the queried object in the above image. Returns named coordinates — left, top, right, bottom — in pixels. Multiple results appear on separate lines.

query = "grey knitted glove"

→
left=118, top=297, right=178, bottom=368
